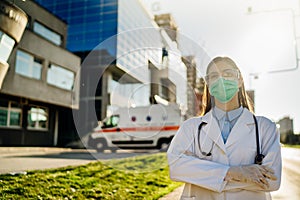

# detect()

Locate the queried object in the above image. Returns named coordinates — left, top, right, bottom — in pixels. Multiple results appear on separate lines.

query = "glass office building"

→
left=35, top=0, right=163, bottom=81
left=35, top=0, right=187, bottom=134
left=35, top=0, right=118, bottom=54
left=35, top=1, right=161, bottom=94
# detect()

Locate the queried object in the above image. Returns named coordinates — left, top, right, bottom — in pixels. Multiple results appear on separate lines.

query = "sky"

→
left=141, top=0, right=300, bottom=132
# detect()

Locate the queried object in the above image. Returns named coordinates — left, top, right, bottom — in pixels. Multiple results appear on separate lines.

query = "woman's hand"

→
left=225, top=165, right=277, bottom=189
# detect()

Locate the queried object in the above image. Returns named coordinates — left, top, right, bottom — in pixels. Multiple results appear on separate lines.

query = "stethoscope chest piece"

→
left=255, top=154, right=265, bottom=165
left=201, top=152, right=211, bottom=156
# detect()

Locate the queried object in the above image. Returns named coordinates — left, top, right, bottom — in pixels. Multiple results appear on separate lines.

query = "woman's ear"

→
left=238, top=76, right=243, bottom=88
left=238, top=80, right=242, bottom=88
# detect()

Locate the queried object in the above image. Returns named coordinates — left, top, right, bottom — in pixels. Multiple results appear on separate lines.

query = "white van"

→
left=87, top=104, right=182, bottom=152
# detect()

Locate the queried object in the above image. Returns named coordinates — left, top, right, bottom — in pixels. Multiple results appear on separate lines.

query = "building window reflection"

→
left=15, top=50, right=43, bottom=80
left=0, top=31, right=15, bottom=63
left=27, top=106, right=48, bottom=130
left=47, top=64, right=74, bottom=91
left=0, top=100, right=22, bottom=128
left=33, top=21, right=62, bottom=46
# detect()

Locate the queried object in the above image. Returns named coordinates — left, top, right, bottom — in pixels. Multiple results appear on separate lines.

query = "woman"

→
left=167, top=57, right=281, bottom=200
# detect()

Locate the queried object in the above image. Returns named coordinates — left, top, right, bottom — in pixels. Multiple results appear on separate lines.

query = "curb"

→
left=0, top=147, right=73, bottom=154
left=159, top=185, right=184, bottom=200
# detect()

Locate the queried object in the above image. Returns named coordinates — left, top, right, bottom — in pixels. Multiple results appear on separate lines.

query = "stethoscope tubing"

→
left=197, top=115, right=264, bottom=164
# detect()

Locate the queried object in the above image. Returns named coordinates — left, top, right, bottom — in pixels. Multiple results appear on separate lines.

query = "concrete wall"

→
left=2, top=30, right=80, bottom=109
left=0, top=0, right=81, bottom=147
left=14, top=0, right=67, bottom=48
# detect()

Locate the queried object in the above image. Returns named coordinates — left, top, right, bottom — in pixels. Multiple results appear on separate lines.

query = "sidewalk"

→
left=0, top=146, right=74, bottom=154
left=159, top=185, right=184, bottom=200
left=0, top=147, right=95, bottom=174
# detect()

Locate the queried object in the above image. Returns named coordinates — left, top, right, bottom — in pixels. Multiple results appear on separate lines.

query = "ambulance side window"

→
left=102, top=115, right=119, bottom=128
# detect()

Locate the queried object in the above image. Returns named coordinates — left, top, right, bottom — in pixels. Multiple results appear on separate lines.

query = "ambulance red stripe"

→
left=95, top=125, right=179, bottom=133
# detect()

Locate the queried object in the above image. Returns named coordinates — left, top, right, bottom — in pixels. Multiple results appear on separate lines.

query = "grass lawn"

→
left=283, top=144, right=300, bottom=149
left=0, top=153, right=182, bottom=199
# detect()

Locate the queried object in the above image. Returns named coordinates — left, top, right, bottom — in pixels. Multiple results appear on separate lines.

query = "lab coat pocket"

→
left=238, top=147, right=257, bottom=164
left=227, top=133, right=257, bottom=165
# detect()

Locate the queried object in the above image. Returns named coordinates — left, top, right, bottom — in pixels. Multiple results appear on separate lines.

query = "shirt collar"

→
left=213, top=106, right=244, bottom=121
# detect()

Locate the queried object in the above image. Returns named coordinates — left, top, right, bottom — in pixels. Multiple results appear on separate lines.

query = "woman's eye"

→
left=210, top=74, right=218, bottom=79
left=223, top=72, right=232, bottom=77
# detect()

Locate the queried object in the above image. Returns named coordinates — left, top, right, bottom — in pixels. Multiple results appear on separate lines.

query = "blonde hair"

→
left=200, top=56, right=254, bottom=116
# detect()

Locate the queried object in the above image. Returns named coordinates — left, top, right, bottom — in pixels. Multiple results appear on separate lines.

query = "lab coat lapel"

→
left=225, top=109, right=254, bottom=147
left=202, top=111, right=226, bottom=153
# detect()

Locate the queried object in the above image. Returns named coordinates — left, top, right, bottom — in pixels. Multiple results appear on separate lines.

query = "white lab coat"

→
left=167, top=108, right=281, bottom=200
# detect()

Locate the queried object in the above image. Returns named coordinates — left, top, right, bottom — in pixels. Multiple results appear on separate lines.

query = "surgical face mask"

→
left=209, top=77, right=239, bottom=103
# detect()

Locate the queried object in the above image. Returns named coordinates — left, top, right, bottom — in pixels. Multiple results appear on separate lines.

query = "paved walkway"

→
left=0, top=147, right=94, bottom=174
left=0, top=147, right=152, bottom=174
left=159, top=185, right=184, bottom=200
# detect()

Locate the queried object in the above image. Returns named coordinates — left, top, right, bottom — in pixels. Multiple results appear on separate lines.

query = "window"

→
left=102, top=115, right=119, bottom=128
left=33, top=21, right=62, bottom=46
left=0, top=100, right=22, bottom=128
left=15, top=50, right=42, bottom=80
left=27, top=106, right=48, bottom=130
left=0, top=31, right=15, bottom=63
left=47, top=64, right=74, bottom=90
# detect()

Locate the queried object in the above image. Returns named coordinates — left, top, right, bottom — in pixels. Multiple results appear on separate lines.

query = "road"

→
left=271, top=147, right=300, bottom=200
left=0, top=147, right=300, bottom=199
left=0, top=147, right=154, bottom=174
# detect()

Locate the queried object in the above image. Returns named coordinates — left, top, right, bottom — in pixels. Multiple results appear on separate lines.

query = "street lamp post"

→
left=247, top=6, right=300, bottom=90
left=247, top=7, right=300, bottom=74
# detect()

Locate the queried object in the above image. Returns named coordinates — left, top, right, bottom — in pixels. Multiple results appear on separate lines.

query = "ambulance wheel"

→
left=158, top=140, right=170, bottom=152
left=95, top=139, right=107, bottom=152
left=110, top=147, right=118, bottom=153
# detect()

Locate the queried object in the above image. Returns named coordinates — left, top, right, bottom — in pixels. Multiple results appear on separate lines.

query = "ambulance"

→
left=87, top=103, right=182, bottom=152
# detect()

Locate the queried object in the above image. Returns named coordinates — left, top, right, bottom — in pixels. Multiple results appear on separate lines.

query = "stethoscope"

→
left=197, top=115, right=265, bottom=165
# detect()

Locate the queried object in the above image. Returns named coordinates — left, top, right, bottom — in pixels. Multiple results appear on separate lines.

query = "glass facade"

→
left=35, top=0, right=118, bottom=53
left=108, top=0, right=165, bottom=108
left=117, top=0, right=162, bottom=83
left=35, top=0, right=187, bottom=114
